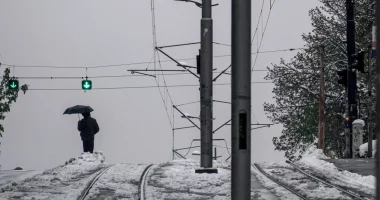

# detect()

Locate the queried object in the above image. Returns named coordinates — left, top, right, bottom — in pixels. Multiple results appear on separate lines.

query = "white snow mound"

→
left=353, top=119, right=365, bottom=126
left=359, top=140, right=377, bottom=157
left=302, top=145, right=329, bottom=159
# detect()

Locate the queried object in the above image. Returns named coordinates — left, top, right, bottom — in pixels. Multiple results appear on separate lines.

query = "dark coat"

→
left=78, top=117, right=99, bottom=141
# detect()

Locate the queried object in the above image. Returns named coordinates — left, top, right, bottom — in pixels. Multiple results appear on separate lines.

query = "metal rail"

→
left=286, top=161, right=372, bottom=200
left=77, top=165, right=114, bottom=200
left=253, top=164, right=308, bottom=200
left=139, top=164, right=154, bottom=200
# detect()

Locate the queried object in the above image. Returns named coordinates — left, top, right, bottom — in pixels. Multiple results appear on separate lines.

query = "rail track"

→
left=286, top=161, right=372, bottom=200
left=77, top=165, right=114, bottom=200
left=254, top=162, right=373, bottom=200
left=77, top=164, right=154, bottom=200
left=253, top=163, right=307, bottom=200
left=139, top=164, right=154, bottom=200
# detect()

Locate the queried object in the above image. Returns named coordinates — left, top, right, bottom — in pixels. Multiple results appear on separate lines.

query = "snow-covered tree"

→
left=0, top=66, right=28, bottom=168
left=264, top=0, right=374, bottom=160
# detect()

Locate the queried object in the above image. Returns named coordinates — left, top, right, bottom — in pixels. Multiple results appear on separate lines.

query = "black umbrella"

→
left=63, top=105, right=94, bottom=115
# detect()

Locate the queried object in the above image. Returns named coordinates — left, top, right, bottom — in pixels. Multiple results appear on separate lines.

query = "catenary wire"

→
left=25, top=82, right=272, bottom=91
left=251, top=0, right=277, bottom=72
left=1, top=47, right=304, bottom=69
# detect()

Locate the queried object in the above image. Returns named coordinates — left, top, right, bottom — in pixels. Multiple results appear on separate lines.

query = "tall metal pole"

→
left=374, top=0, right=380, bottom=198
left=346, top=0, right=357, bottom=158
left=318, top=45, right=325, bottom=150
left=200, top=0, right=213, bottom=168
left=231, top=0, right=251, bottom=199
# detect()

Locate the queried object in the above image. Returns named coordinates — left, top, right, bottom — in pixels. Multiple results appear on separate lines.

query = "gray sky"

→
left=0, top=0, right=321, bottom=170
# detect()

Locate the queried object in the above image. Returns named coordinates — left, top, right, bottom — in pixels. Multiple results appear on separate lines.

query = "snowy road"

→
left=324, top=158, right=375, bottom=176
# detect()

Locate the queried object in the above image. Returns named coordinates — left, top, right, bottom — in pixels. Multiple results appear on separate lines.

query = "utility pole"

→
left=369, top=0, right=377, bottom=159
left=318, top=45, right=325, bottom=150
left=346, top=0, right=358, bottom=158
left=368, top=45, right=373, bottom=158
left=198, top=0, right=216, bottom=172
left=231, top=0, right=251, bottom=199
left=375, top=0, right=380, bottom=198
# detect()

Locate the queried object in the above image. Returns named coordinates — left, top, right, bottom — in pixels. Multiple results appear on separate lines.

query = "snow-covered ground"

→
left=295, top=146, right=375, bottom=197
left=145, top=160, right=231, bottom=200
left=0, top=152, right=107, bottom=200
left=0, top=170, right=43, bottom=188
left=84, top=163, right=149, bottom=200
left=251, top=165, right=300, bottom=200
left=256, top=161, right=353, bottom=199
left=0, top=146, right=376, bottom=199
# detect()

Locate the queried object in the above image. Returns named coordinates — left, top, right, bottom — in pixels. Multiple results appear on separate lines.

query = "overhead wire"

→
left=249, top=0, right=265, bottom=124
left=0, top=47, right=304, bottom=70
left=251, top=0, right=277, bottom=73
left=151, top=0, right=174, bottom=129
left=26, top=82, right=272, bottom=91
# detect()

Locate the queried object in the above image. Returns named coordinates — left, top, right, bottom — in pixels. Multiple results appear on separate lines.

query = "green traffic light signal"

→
left=8, top=80, right=19, bottom=90
left=82, top=80, right=92, bottom=90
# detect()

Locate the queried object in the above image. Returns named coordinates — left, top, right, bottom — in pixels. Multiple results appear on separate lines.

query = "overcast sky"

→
left=0, top=0, right=321, bottom=170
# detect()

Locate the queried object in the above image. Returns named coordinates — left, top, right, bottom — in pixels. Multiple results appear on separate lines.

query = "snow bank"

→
left=359, top=140, right=377, bottom=157
left=301, top=145, right=329, bottom=159
left=297, top=146, right=375, bottom=196
left=0, top=152, right=108, bottom=199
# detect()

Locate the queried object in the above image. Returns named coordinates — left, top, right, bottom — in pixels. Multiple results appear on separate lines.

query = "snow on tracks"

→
left=255, top=161, right=358, bottom=200
left=82, top=163, right=151, bottom=200
left=0, top=152, right=107, bottom=200
left=144, top=160, right=231, bottom=200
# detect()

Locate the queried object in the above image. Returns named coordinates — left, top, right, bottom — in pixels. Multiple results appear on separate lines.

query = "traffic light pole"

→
left=231, top=0, right=251, bottom=199
left=346, top=0, right=357, bottom=158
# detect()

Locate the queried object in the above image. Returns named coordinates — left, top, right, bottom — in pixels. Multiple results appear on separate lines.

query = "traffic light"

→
left=337, top=69, right=347, bottom=87
left=352, top=51, right=365, bottom=73
left=82, top=80, right=92, bottom=90
left=196, top=52, right=201, bottom=74
left=8, top=79, right=19, bottom=90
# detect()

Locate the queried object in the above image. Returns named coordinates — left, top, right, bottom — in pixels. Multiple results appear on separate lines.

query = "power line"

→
left=151, top=0, right=175, bottom=129
left=5, top=69, right=270, bottom=80
left=0, top=47, right=304, bottom=70
left=251, top=0, right=265, bottom=46
left=251, top=0, right=277, bottom=72
left=26, top=82, right=272, bottom=91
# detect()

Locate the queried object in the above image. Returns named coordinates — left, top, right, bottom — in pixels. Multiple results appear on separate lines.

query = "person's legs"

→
left=82, top=140, right=87, bottom=152
left=83, top=140, right=91, bottom=153
left=89, top=140, right=94, bottom=153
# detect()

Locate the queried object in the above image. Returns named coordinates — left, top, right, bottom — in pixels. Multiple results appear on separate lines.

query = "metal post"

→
left=200, top=0, right=213, bottom=168
left=375, top=0, right=380, bottom=198
left=346, top=0, right=357, bottom=158
left=318, top=45, right=325, bottom=150
left=368, top=45, right=373, bottom=158
left=231, top=0, right=251, bottom=199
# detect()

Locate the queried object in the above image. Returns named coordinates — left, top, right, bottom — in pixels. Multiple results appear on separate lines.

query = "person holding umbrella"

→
left=64, top=105, right=100, bottom=153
